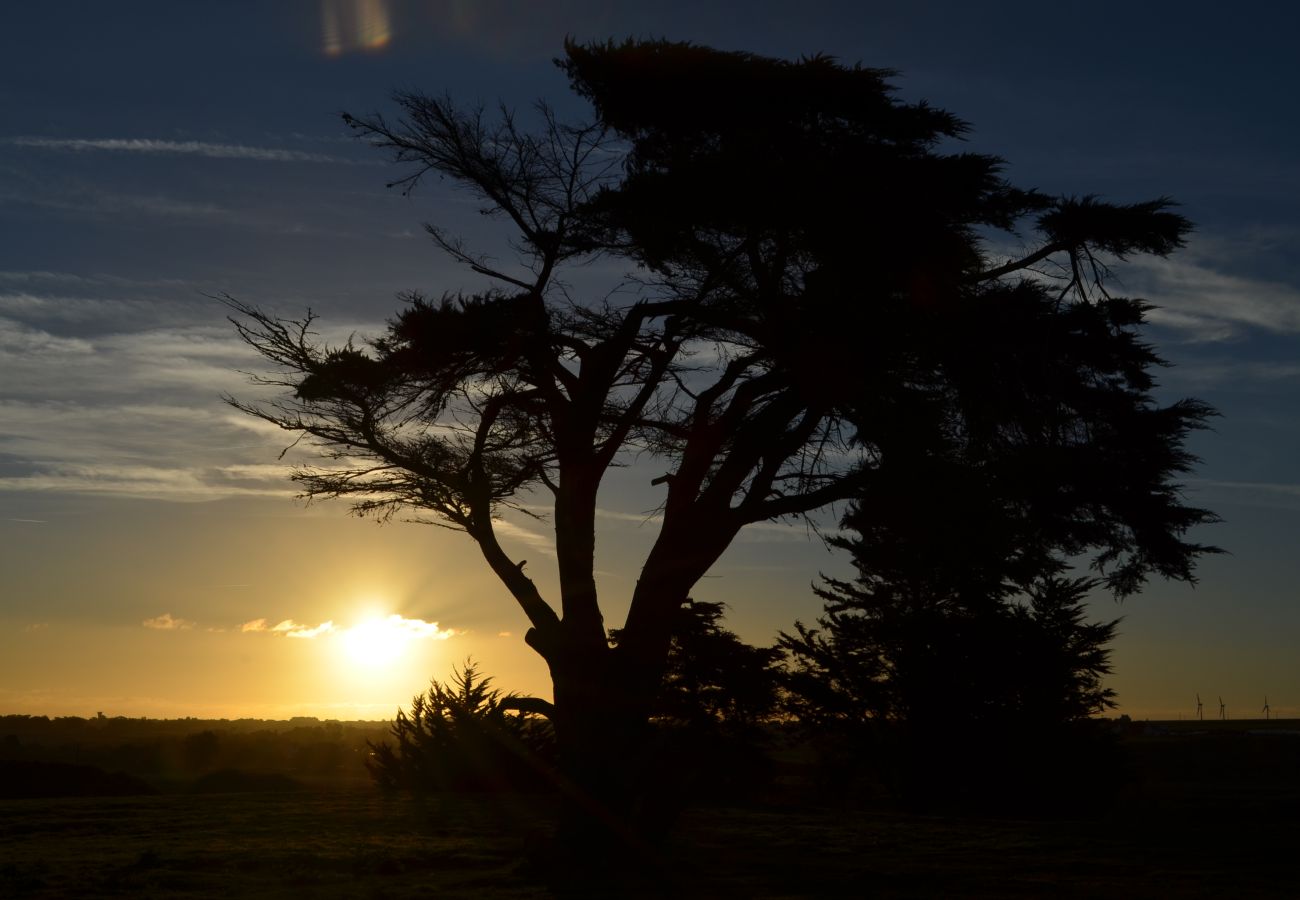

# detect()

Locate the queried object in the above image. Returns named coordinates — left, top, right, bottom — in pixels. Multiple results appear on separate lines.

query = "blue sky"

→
left=1, top=1, right=1298, bottom=719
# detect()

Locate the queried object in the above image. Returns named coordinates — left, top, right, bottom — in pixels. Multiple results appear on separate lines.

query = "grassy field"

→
left=4, top=722, right=1300, bottom=898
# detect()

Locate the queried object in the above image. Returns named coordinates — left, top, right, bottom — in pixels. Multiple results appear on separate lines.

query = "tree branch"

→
left=968, top=241, right=1065, bottom=283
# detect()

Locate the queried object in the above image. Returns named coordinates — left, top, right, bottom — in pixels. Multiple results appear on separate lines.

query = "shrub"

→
left=367, top=660, right=556, bottom=793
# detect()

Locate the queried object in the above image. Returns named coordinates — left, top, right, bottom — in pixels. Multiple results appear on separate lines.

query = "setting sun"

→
left=342, top=616, right=407, bottom=667
left=339, top=614, right=458, bottom=670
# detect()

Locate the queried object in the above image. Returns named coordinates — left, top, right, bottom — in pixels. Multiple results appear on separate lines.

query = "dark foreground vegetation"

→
left=3, top=716, right=1300, bottom=898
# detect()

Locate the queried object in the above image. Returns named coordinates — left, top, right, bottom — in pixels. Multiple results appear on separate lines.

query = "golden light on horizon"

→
left=321, top=0, right=391, bottom=57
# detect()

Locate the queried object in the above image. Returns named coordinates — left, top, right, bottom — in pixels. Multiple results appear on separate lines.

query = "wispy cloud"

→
left=0, top=291, right=173, bottom=327
left=983, top=236, right=1300, bottom=343
left=0, top=270, right=196, bottom=290
left=0, top=312, right=317, bottom=502
left=272, top=619, right=337, bottom=639
left=1128, top=252, right=1300, bottom=342
left=1, top=187, right=235, bottom=222
left=590, top=504, right=838, bottom=543
left=593, top=507, right=663, bottom=525
left=244, top=615, right=456, bottom=642
left=366, top=614, right=458, bottom=641
left=0, top=277, right=413, bottom=504
left=142, top=613, right=195, bottom=630
left=5, top=136, right=364, bottom=165
left=0, top=463, right=297, bottom=503
left=490, top=517, right=556, bottom=556
left=0, top=183, right=370, bottom=235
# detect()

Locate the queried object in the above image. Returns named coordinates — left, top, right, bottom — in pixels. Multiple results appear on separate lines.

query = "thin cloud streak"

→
left=1185, top=479, right=1300, bottom=511
left=1192, top=479, right=1300, bottom=497
left=5, top=137, right=365, bottom=165
left=0, top=271, right=197, bottom=289
left=0, top=463, right=297, bottom=503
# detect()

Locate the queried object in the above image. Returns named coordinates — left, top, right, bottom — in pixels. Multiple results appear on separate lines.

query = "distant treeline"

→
left=0, top=715, right=390, bottom=796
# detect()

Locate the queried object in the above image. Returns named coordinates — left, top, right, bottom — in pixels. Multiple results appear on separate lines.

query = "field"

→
left=3, top=719, right=1300, bottom=898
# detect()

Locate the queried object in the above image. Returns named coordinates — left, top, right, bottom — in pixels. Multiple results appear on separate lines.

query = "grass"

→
left=4, top=724, right=1300, bottom=897
left=4, top=789, right=1299, bottom=897
left=0, top=791, right=549, bottom=899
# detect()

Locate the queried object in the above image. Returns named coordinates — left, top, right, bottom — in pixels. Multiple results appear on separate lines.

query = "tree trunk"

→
left=537, top=524, right=735, bottom=881
left=540, top=647, right=669, bottom=890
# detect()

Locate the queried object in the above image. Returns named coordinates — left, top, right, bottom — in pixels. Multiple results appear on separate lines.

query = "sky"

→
left=1, top=0, right=1298, bottom=721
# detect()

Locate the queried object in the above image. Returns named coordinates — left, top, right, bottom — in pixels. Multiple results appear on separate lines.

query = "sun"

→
left=334, top=612, right=455, bottom=676
left=341, top=616, right=410, bottom=668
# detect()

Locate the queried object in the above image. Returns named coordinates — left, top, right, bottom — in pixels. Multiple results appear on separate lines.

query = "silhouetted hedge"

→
left=0, top=759, right=157, bottom=799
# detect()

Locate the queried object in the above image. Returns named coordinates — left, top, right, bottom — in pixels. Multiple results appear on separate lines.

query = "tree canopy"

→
left=227, top=39, right=1217, bottom=835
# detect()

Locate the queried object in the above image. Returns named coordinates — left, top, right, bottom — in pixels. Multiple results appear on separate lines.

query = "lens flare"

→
left=321, top=0, right=391, bottom=57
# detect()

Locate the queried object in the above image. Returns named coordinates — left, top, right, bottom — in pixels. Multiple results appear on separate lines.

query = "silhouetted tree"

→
left=227, top=40, right=1216, bottom=842
left=367, top=660, right=555, bottom=793
left=782, top=460, right=1123, bottom=732
left=610, top=600, right=783, bottom=814
left=611, top=600, right=782, bottom=731
left=783, top=576, right=1117, bottom=727
left=781, top=487, right=1125, bottom=809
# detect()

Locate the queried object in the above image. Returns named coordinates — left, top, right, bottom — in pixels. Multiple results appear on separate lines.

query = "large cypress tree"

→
left=228, top=40, right=1216, bottom=848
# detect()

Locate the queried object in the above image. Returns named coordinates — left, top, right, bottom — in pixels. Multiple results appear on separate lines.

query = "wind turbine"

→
left=1219, top=696, right=1226, bottom=721
left=1263, top=696, right=1271, bottom=720
left=1196, top=693, right=1203, bottom=721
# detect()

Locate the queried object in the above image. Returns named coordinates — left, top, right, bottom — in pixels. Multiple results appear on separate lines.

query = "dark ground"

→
left=2, top=720, right=1299, bottom=898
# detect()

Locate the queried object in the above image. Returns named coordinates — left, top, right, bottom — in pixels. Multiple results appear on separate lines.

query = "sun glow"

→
left=342, top=617, right=404, bottom=667
left=339, top=614, right=456, bottom=669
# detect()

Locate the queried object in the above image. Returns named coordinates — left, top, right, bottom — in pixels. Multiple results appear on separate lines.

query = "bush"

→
left=367, top=660, right=556, bottom=793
